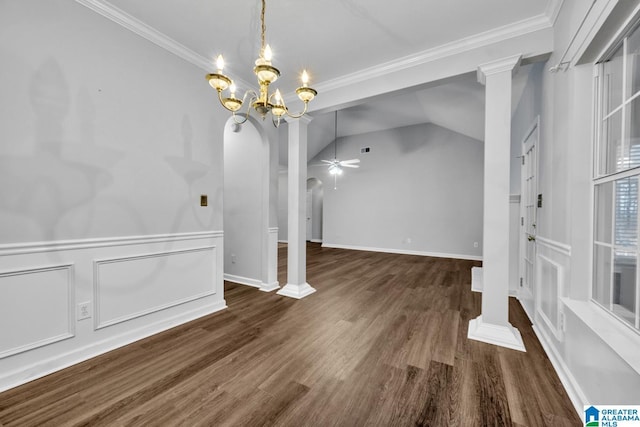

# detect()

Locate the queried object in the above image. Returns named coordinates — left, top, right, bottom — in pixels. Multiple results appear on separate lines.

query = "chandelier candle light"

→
left=206, top=0, right=317, bottom=127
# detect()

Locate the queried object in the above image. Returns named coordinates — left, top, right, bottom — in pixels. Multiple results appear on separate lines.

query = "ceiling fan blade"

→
left=341, top=159, right=360, bottom=164
left=321, top=159, right=334, bottom=164
left=342, top=164, right=359, bottom=168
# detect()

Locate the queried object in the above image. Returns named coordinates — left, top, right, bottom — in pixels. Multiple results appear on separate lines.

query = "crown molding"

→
left=74, top=0, right=255, bottom=88
left=75, top=0, right=211, bottom=70
left=77, top=0, right=554, bottom=99
left=312, top=13, right=552, bottom=95
left=545, top=0, right=566, bottom=26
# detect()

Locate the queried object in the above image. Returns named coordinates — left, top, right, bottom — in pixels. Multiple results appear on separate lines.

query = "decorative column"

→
left=277, top=116, right=317, bottom=299
left=468, top=54, right=526, bottom=352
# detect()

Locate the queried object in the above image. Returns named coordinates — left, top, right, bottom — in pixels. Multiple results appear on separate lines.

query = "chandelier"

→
left=206, top=0, right=317, bottom=127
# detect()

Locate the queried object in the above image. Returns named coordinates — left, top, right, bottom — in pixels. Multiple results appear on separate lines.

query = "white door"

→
left=306, top=190, right=313, bottom=241
left=520, top=118, right=539, bottom=313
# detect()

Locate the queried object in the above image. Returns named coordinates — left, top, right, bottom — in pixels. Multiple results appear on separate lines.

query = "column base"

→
left=467, top=315, right=526, bottom=352
left=260, top=281, right=280, bottom=292
left=277, top=283, right=316, bottom=299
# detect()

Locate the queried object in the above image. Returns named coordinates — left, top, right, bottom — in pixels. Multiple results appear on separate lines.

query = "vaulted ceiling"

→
left=79, top=0, right=558, bottom=163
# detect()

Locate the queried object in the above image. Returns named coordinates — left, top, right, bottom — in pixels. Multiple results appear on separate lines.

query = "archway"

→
left=306, top=177, right=324, bottom=243
left=223, top=116, right=278, bottom=291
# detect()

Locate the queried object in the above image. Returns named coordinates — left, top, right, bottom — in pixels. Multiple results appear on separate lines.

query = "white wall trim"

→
left=94, top=246, right=217, bottom=329
left=545, top=0, right=565, bottom=26
left=536, top=235, right=572, bottom=256
left=509, top=194, right=521, bottom=203
left=278, top=240, right=288, bottom=244
left=268, top=227, right=279, bottom=233
left=477, top=54, right=522, bottom=84
left=75, top=0, right=254, bottom=88
left=322, top=243, right=483, bottom=261
left=0, top=232, right=225, bottom=393
left=0, top=300, right=226, bottom=394
left=310, top=239, right=323, bottom=244
left=532, top=324, right=586, bottom=417
left=224, top=273, right=263, bottom=289
left=260, top=282, right=280, bottom=292
left=562, top=298, right=640, bottom=375
left=471, top=266, right=483, bottom=292
left=535, top=254, right=565, bottom=342
left=0, top=264, right=75, bottom=359
left=0, top=231, right=224, bottom=256
left=74, top=0, right=212, bottom=71
left=310, top=14, right=551, bottom=97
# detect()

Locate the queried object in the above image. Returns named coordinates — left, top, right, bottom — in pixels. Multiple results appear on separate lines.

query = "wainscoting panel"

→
left=95, top=247, right=216, bottom=329
left=0, top=231, right=225, bottom=393
left=0, top=264, right=74, bottom=358
left=536, top=254, right=564, bottom=341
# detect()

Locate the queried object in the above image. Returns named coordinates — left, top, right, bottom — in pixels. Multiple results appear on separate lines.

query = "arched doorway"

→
left=306, top=177, right=324, bottom=243
left=223, top=117, right=278, bottom=291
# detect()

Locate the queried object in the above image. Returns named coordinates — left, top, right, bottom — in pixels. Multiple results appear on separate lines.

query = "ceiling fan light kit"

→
left=322, top=111, right=360, bottom=188
left=206, top=0, right=317, bottom=127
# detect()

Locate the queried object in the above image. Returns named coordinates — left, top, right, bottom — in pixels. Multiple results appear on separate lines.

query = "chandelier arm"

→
left=216, top=90, right=234, bottom=112
left=233, top=89, right=261, bottom=124
left=284, top=102, right=309, bottom=119
left=231, top=111, right=250, bottom=125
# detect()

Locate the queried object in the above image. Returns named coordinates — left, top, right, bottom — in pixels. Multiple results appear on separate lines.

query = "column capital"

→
left=477, top=54, right=522, bottom=85
left=284, top=114, right=314, bottom=125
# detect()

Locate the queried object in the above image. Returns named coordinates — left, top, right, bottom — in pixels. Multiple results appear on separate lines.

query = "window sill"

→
left=561, top=298, right=640, bottom=375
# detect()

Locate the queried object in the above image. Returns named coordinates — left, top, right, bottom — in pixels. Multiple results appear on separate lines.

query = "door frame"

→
left=519, top=116, right=540, bottom=318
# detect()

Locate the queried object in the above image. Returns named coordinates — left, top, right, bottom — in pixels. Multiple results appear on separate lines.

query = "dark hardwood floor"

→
left=0, top=243, right=580, bottom=426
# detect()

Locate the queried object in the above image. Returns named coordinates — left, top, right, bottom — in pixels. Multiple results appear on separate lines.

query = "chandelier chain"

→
left=205, top=0, right=317, bottom=127
left=260, top=0, right=266, bottom=54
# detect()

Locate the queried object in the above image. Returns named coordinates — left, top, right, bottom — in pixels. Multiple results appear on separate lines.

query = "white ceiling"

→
left=91, top=0, right=554, bottom=164
left=103, top=0, right=550, bottom=90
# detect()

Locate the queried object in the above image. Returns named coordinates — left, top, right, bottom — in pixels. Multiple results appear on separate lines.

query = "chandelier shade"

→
left=206, top=0, right=317, bottom=127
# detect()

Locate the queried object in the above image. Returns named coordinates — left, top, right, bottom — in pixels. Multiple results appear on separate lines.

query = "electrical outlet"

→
left=473, top=241, right=479, bottom=248
left=559, top=311, right=566, bottom=332
left=231, top=254, right=237, bottom=264
left=77, top=301, right=92, bottom=321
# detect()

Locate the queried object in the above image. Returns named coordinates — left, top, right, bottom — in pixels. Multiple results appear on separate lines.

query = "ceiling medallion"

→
left=206, top=0, right=317, bottom=127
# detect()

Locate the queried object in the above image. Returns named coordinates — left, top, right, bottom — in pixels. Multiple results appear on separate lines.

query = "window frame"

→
left=592, top=21, right=640, bottom=333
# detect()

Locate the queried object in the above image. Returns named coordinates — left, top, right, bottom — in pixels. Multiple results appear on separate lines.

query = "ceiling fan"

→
left=322, top=111, right=359, bottom=187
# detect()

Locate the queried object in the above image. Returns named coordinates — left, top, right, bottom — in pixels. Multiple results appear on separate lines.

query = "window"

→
left=593, top=21, right=640, bottom=331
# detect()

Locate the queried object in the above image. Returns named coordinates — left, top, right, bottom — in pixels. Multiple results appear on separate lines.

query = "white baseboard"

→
left=322, top=243, right=482, bottom=261
left=310, top=239, right=323, bottom=243
left=225, top=274, right=280, bottom=293
left=224, top=274, right=262, bottom=289
left=260, top=281, right=280, bottom=292
left=532, top=325, right=586, bottom=417
left=278, top=240, right=288, bottom=244
left=0, top=300, right=226, bottom=393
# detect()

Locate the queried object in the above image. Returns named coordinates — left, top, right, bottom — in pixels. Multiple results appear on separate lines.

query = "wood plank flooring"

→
left=0, top=243, right=581, bottom=426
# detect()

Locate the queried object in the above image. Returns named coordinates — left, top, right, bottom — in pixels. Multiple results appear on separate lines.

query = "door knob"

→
left=528, top=235, right=536, bottom=242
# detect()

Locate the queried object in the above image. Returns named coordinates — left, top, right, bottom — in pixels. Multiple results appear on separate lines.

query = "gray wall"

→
left=0, top=0, right=225, bottom=243
left=0, top=0, right=227, bottom=391
left=305, top=122, right=484, bottom=259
